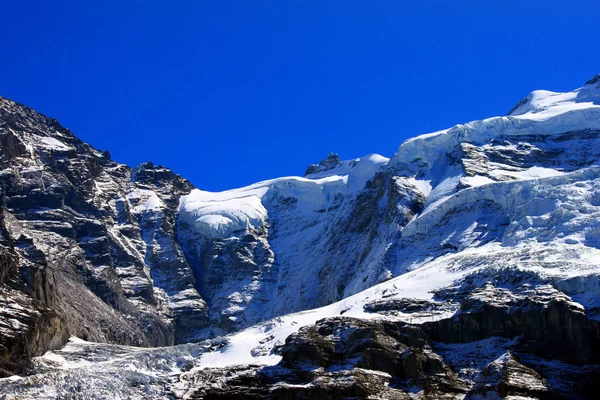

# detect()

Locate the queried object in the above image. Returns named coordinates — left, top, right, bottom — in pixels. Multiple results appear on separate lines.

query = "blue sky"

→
left=2, top=1, right=599, bottom=191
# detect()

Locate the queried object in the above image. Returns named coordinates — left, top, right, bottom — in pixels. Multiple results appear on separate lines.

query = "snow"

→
left=509, top=80, right=600, bottom=120
left=345, top=153, right=389, bottom=192
left=127, top=189, right=165, bottom=213
left=142, top=191, right=164, bottom=211
left=461, top=167, right=566, bottom=188
left=180, top=185, right=269, bottom=239
left=461, top=175, right=496, bottom=187
left=407, top=177, right=432, bottom=196
left=175, top=77, right=600, bottom=336
left=38, top=136, right=73, bottom=151
left=179, top=153, right=388, bottom=240
left=391, top=80, right=600, bottom=179
left=196, top=248, right=480, bottom=369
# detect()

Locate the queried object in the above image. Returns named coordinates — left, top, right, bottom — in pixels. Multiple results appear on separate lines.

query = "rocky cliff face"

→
left=0, top=97, right=208, bottom=374
left=1, top=76, right=600, bottom=399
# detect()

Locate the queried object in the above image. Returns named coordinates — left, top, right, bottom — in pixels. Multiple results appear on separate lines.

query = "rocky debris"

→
left=304, top=152, right=342, bottom=176
left=469, top=352, right=555, bottom=399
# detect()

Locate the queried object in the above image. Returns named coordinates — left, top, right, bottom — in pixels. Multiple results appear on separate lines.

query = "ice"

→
left=196, top=248, right=477, bottom=369
left=180, top=186, right=268, bottom=239
left=461, top=175, right=496, bottom=187
left=391, top=80, right=600, bottom=176
left=179, top=153, right=388, bottom=240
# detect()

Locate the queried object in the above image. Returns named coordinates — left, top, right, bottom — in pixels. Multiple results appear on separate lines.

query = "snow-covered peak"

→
left=179, top=153, right=388, bottom=239
left=508, top=76, right=600, bottom=118
left=388, top=76, right=600, bottom=202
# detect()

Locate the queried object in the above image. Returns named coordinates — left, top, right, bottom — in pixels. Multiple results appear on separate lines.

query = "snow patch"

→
left=38, top=136, right=73, bottom=151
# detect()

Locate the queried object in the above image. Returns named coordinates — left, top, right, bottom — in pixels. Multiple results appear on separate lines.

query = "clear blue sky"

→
left=2, top=1, right=599, bottom=191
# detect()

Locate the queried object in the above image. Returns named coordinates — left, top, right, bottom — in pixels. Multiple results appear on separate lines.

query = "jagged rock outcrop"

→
left=304, top=152, right=342, bottom=176
left=426, top=282, right=600, bottom=365
left=0, top=96, right=207, bottom=375
left=178, top=317, right=469, bottom=399
left=178, top=287, right=600, bottom=399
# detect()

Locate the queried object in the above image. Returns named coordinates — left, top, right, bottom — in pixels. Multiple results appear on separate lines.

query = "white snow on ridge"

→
left=393, top=80, right=600, bottom=172
left=180, top=185, right=269, bottom=239
left=196, top=165, right=600, bottom=370
left=179, top=153, right=389, bottom=239
left=510, top=83, right=600, bottom=119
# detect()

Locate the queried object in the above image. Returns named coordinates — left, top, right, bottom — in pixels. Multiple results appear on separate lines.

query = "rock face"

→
left=178, top=317, right=468, bottom=399
left=176, top=152, right=396, bottom=333
left=304, top=152, right=342, bottom=176
left=0, top=97, right=207, bottom=375
left=179, top=314, right=589, bottom=399
left=176, top=288, right=600, bottom=399
left=1, top=76, right=600, bottom=399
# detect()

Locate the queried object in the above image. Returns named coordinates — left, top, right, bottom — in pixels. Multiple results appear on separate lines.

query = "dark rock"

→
left=304, top=152, right=342, bottom=176
left=424, top=283, right=600, bottom=365
left=585, top=73, right=600, bottom=85
left=0, top=95, right=209, bottom=375
left=469, top=352, right=556, bottom=399
left=182, top=317, right=468, bottom=399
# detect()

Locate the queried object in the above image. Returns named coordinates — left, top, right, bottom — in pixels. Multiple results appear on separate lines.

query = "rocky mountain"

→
left=0, top=97, right=208, bottom=374
left=1, top=75, right=600, bottom=399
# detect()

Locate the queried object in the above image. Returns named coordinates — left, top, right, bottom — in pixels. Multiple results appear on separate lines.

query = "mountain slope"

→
left=0, top=97, right=208, bottom=375
left=0, top=75, right=600, bottom=398
left=174, top=74, right=600, bottom=331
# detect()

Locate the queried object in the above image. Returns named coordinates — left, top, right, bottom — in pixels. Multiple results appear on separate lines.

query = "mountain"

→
left=0, top=75, right=600, bottom=398
left=0, top=97, right=208, bottom=371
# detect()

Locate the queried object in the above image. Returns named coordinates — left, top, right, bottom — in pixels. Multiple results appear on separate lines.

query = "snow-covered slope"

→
left=2, top=76, right=600, bottom=398
left=171, top=76, right=600, bottom=339
left=176, top=152, right=395, bottom=334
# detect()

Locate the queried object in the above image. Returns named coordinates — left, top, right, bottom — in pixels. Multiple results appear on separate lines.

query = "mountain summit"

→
left=1, top=76, right=600, bottom=398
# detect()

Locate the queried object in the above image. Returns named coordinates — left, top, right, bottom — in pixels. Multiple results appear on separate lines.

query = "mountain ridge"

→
left=0, top=75, right=599, bottom=398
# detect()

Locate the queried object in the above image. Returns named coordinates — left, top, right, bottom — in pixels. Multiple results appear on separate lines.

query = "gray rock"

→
left=304, top=152, right=342, bottom=176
